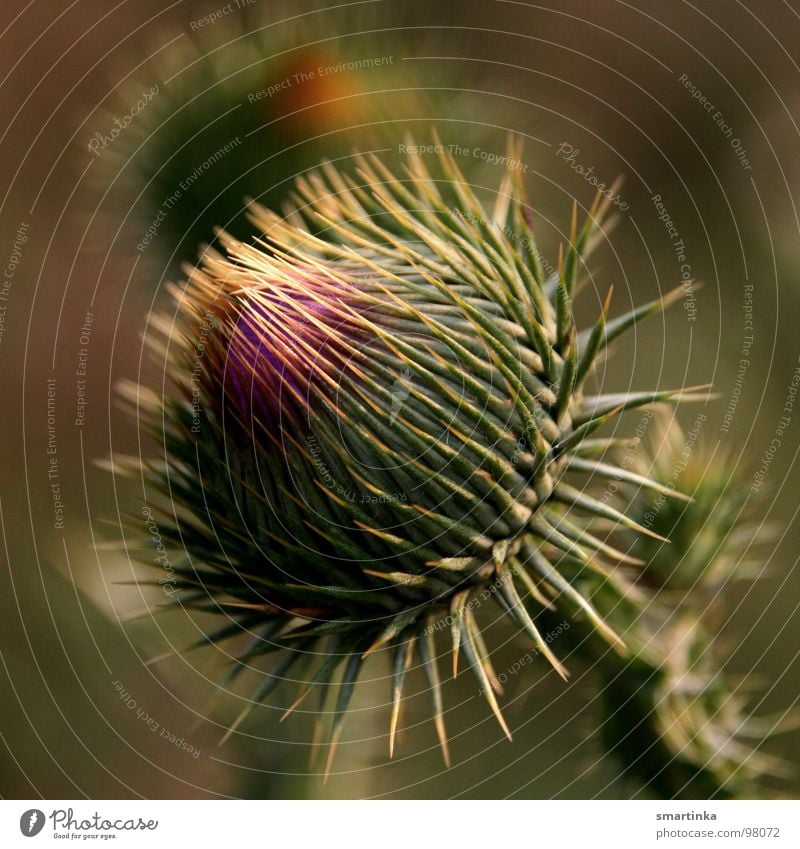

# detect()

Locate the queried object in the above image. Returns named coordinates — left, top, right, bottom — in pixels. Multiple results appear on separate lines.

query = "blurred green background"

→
left=1, top=0, right=798, bottom=799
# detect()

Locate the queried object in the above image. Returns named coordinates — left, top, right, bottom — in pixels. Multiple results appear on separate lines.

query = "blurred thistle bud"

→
left=91, top=7, right=470, bottom=274
left=622, top=409, right=773, bottom=589
left=115, top=138, right=709, bottom=776
left=564, top=412, right=790, bottom=797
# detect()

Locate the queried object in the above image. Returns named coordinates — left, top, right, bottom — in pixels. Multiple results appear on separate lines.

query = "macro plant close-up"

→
left=2, top=0, right=800, bottom=837
left=121, top=142, right=708, bottom=775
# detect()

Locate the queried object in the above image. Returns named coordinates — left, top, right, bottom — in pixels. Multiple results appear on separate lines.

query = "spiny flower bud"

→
left=120, top=139, right=704, bottom=774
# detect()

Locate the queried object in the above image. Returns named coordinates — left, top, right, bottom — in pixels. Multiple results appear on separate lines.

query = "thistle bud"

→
left=123, top=139, right=702, bottom=773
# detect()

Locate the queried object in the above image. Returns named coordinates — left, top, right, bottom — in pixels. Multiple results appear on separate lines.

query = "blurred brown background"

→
left=1, top=0, right=799, bottom=799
